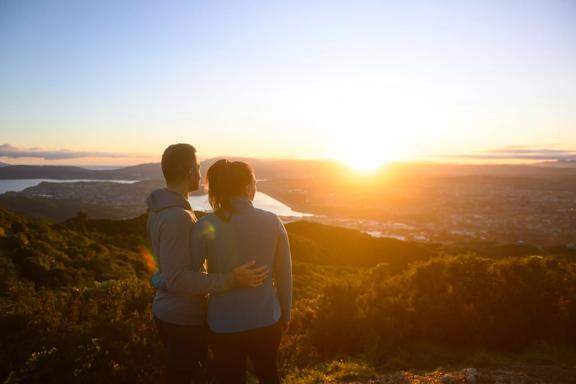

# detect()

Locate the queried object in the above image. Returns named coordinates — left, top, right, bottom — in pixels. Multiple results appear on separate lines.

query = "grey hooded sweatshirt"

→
left=147, top=188, right=234, bottom=326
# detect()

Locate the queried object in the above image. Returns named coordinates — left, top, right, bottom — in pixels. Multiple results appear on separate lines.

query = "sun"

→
left=345, top=152, right=385, bottom=172
left=327, top=131, right=406, bottom=172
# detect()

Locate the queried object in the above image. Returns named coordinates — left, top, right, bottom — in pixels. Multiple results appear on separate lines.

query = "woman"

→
left=192, top=159, right=292, bottom=384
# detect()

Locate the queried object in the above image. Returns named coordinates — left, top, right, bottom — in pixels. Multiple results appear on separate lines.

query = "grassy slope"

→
left=1, top=206, right=575, bottom=383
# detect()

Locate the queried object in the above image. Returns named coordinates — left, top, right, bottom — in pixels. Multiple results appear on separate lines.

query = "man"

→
left=147, top=143, right=268, bottom=384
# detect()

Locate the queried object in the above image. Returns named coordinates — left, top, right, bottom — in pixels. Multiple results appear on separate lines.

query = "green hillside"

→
left=1, top=207, right=575, bottom=383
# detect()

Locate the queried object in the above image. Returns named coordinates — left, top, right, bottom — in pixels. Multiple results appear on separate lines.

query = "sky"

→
left=0, top=0, right=575, bottom=166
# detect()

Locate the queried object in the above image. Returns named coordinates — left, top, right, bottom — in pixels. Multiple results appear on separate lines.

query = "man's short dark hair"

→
left=161, top=143, right=197, bottom=183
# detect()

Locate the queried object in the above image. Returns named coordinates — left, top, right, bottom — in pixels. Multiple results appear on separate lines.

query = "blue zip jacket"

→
left=193, top=196, right=292, bottom=333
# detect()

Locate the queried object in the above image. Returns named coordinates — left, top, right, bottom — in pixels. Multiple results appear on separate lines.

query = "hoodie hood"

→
left=146, top=188, right=192, bottom=213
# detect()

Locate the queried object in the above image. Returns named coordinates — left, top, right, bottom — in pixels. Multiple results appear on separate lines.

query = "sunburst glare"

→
left=327, top=129, right=407, bottom=172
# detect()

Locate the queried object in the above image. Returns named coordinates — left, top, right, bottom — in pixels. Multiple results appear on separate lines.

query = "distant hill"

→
left=0, top=163, right=163, bottom=180
left=2, top=159, right=576, bottom=182
left=0, top=162, right=10, bottom=167
left=0, top=159, right=342, bottom=181
left=105, top=162, right=163, bottom=180
left=0, top=180, right=162, bottom=220
left=0, top=165, right=107, bottom=179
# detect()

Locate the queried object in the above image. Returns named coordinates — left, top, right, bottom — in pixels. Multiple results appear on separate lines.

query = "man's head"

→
left=161, top=143, right=200, bottom=192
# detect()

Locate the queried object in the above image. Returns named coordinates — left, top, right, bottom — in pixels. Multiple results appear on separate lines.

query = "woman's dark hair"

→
left=207, top=159, right=255, bottom=220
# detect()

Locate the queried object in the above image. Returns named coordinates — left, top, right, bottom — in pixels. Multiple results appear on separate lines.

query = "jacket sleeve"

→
left=273, top=217, right=292, bottom=322
left=158, top=211, right=234, bottom=295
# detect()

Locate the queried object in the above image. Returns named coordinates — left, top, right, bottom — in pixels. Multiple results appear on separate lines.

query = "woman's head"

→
left=206, top=159, right=256, bottom=218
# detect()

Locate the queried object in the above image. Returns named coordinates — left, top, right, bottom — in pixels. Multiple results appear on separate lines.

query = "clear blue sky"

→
left=1, top=0, right=575, bottom=165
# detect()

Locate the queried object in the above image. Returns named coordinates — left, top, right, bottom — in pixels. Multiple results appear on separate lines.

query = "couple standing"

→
left=147, top=144, right=292, bottom=384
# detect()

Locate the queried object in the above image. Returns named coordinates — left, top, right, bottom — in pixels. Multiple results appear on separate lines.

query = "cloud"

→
left=439, top=146, right=576, bottom=161
left=0, top=144, right=151, bottom=160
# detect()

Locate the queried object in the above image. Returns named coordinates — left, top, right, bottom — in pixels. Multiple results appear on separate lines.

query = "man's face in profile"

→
left=187, top=160, right=201, bottom=192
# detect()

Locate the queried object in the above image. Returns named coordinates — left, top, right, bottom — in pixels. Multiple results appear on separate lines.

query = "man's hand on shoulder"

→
left=232, top=260, right=268, bottom=288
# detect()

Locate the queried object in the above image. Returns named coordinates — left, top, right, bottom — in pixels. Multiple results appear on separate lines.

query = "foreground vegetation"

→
left=0, top=207, right=575, bottom=383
